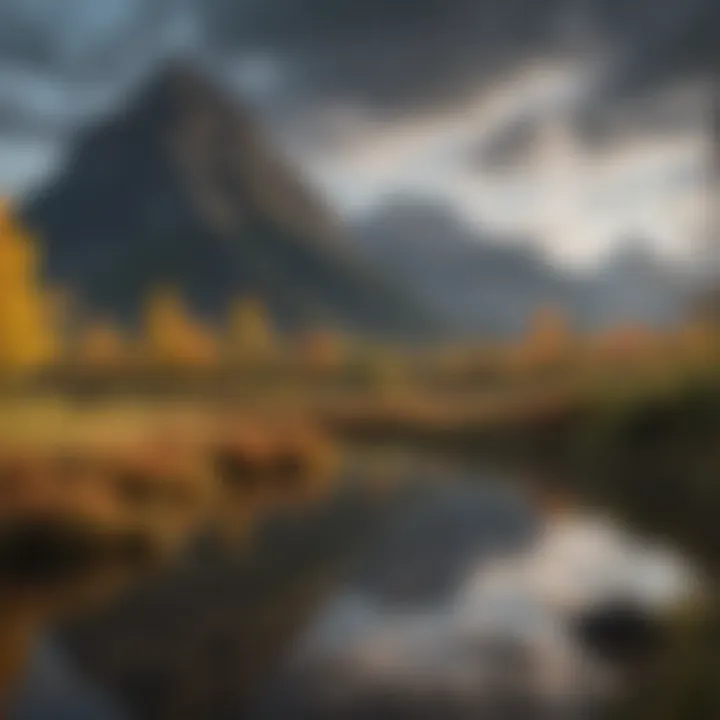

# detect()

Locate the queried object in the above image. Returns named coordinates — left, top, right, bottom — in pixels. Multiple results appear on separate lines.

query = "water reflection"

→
left=7, top=452, right=699, bottom=719
left=256, top=459, right=698, bottom=719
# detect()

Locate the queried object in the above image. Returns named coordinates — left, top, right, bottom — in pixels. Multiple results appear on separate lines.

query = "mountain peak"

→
left=132, top=59, right=240, bottom=120
left=23, top=63, right=431, bottom=338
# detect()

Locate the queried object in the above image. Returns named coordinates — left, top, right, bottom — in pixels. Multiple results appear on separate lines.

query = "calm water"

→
left=10, top=451, right=696, bottom=719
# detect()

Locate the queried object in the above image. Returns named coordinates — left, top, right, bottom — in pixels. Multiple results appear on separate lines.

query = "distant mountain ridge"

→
left=22, top=62, right=433, bottom=338
left=355, top=200, right=573, bottom=338
left=355, top=199, right=689, bottom=337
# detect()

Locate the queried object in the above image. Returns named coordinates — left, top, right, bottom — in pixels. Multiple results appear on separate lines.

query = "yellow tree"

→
left=0, top=200, right=56, bottom=373
left=226, top=297, right=275, bottom=362
left=144, top=287, right=218, bottom=367
left=298, top=329, right=347, bottom=372
left=77, top=320, right=128, bottom=369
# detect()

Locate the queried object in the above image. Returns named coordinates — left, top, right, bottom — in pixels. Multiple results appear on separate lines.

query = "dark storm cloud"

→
left=0, top=0, right=202, bottom=143
left=0, top=0, right=718, bottom=198
left=202, top=0, right=568, bottom=110
left=592, top=0, right=720, bottom=97
left=0, top=0, right=569, bottom=117
left=0, top=0, right=571, bottom=149
left=201, top=0, right=720, bottom=112
left=1, top=0, right=720, bottom=120
left=0, top=0, right=178, bottom=79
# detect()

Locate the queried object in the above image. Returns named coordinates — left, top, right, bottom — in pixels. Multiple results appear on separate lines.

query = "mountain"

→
left=355, top=200, right=575, bottom=338
left=355, top=200, right=689, bottom=337
left=575, top=239, right=689, bottom=330
left=22, top=62, right=433, bottom=338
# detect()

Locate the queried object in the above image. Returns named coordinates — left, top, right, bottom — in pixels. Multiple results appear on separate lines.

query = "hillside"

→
left=23, top=63, right=432, bottom=338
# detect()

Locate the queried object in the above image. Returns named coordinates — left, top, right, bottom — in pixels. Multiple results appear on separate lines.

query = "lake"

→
left=9, top=449, right=697, bottom=719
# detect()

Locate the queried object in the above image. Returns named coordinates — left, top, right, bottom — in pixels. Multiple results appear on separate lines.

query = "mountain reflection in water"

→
left=253, top=460, right=696, bottom=720
left=12, top=454, right=698, bottom=719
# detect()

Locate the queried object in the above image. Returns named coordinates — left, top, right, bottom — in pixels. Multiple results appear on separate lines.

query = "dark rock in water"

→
left=573, top=599, right=665, bottom=665
left=23, top=61, right=433, bottom=339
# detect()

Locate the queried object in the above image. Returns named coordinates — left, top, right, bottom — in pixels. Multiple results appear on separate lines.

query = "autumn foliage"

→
left=77, top=321, right=129, bottom=369
left=0, top=196, right=717, bottom=388
left=143, top=287, right=219, bottom=368
left=226, top=297, right=276, bottom=362
left=0, top=201, right=56, bottom=373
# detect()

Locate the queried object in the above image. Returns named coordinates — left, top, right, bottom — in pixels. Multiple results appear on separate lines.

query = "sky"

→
left=0, top=0, right=718, bottom=268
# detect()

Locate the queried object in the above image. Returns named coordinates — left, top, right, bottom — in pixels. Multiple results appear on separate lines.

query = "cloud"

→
left=0, top=0, right=715, bottom=269
left=201, top=0, right=568, bottom=111
left=1, top=0, right=720, bottom=121
left=285, top=58, right=709, bottom=267
left=202, top=0, right=720, bottom=119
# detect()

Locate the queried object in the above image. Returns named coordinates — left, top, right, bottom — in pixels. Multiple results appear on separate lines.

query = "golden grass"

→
left=0, top=401, right=341, bottom=694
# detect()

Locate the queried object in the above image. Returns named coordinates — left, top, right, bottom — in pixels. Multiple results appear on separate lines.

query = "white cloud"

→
left=287, top=59, right=710, bottom=268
